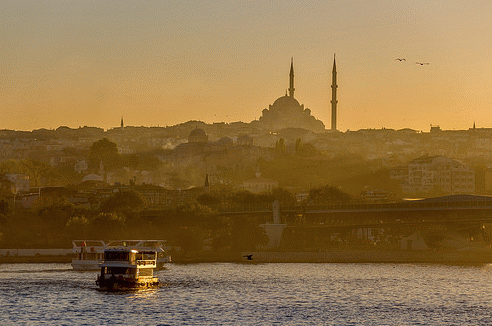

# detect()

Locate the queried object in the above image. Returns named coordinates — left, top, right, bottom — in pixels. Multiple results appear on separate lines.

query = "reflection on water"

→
left=1, top=263, right=492, bottom=325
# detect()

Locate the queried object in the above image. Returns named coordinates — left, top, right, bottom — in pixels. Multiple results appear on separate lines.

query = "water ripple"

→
left=1, top=263, right=492, bottom=325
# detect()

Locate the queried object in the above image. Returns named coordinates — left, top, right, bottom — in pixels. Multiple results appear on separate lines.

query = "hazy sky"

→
left=1, top=0, right=491, bottom=132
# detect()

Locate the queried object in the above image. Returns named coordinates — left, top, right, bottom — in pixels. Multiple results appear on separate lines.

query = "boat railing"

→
left=136, top=259, right=156, bottom=267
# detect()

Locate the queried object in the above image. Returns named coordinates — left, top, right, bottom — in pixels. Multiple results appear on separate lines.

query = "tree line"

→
left=0, top=185, right=356, bottom=252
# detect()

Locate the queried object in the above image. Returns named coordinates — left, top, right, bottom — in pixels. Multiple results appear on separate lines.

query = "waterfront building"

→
left=397, top=155, right=475, bottom=195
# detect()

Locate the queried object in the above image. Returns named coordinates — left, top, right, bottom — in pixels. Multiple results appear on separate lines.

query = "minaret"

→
left=120, top=116, right=124, bottom=128
left=331, top=54, right=338, bottom=131
left=288, top=58, right=295, bottom=98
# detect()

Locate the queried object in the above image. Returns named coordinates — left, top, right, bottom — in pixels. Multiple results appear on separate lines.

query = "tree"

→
left=173, top=227, right=206, bottom=253
left=91, top=138, right=118, bottom=156
left=308, top=185, right=353, bottom=205
left=231, top=190, right=274, bottom=204
left=91, top=212, right=127, bottom=239
left=271, top=187, right=297, bottom=206
left=0, top=160, right=18, bottom=175
left=66, top=216, right=91, bottom=240
left=34, top=200, right=78, bottom=247
left=20, top=159, right=51, bottom=187
left=275, top=138, right=286, bottom=155
left=99, top=191, right=146, bottom=213
left=295, top=139, right=318, bottom=157
left=0, top=199, right=8, bottom=216
left=197, top=193, right=221, bottom=206
left=0, top=200, right=6, bottom=241
left=89, top=138, right=121, bottom=171
left=230, top=216, right=269, bottom=252
left=121, top=153, right=160, bottom=171
left=126, top=154, right=139, bottom=170
left=38, top=201, right=74, bottom=230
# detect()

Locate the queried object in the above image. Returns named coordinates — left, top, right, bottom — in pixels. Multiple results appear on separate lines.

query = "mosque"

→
left=178, top=55, right=339, bottom=150
left=252, top=56, right=338, bottom=133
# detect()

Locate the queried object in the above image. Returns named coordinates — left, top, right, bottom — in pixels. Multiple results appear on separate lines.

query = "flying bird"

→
left=415, top=62, right=429, bottom=65
left=395, top=58, right=406, bottom=61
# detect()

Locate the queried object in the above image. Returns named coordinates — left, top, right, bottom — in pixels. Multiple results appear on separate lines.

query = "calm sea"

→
left=1, top=262, right=491, bottom=325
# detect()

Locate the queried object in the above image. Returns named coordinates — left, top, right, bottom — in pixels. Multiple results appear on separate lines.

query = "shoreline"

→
left=0, top=251, right=243, bottom=264
left=0, top=255, right=73, bottom=264
left=2, top=250, right=492, bottom=264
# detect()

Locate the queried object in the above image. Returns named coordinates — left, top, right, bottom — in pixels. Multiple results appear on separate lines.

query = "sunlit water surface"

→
left=1, top=262, right=492, bottom=325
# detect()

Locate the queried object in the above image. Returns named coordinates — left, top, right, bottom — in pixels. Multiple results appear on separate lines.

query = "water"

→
left=1, top=263, right=492, bottom=325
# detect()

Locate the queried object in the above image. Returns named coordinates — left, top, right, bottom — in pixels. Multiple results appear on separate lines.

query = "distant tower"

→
left=288, top=58, right=295, bottom=98
left=204, top=173, right=210, bottom=194
left=120, top=116, right=124, bottom=128
left=331, top=54, right=338, bottom=131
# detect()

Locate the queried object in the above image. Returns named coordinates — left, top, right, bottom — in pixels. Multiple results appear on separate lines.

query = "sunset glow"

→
left=1, top=0, right=491, bottom=131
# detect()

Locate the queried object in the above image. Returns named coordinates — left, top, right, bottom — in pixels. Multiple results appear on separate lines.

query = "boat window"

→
left=105, top=267, right=133, bottom=275
left=145, top=252, right=156, bottom=260
left=104, top=251, right=129, bottom=261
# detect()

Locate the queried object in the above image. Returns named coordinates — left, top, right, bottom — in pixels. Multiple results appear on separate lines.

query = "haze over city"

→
left=1, top=1, right=491, bottom=131
left=4, top=2, right=492, bottom=322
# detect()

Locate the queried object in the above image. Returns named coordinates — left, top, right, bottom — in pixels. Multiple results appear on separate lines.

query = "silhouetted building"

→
left=188, top=127, right=208, bottom=143
left=253, top=59, right=325, bottom=133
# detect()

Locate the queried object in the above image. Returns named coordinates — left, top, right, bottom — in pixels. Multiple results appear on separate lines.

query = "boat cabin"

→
left=96, top=248, right=159, bottom=291
left=71, top=240, right=107, bottom=271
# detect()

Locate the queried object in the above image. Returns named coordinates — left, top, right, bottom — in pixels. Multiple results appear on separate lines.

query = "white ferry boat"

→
left=71, top=240, right=107, bottom=271
left=95, top=247, right=160, bottom=291
left=71, top=240, right=171, bottom=271
left=106, top=240, right=172, bottom=268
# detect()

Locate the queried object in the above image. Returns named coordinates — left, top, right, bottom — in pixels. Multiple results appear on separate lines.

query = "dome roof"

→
left=217, top=137, right=233, bottom=145
left=258, top=94, right=325, bottom=133
left=189, top=128, right=206, bottom=138
left=188, top=128, right=208, bottom=143
left=272, top=95, right=301, bottom=108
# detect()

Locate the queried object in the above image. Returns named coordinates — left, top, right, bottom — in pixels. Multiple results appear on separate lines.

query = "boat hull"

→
left=71, top=259, right=103, bottom=271
left=96, top=276, right=160, bottom=291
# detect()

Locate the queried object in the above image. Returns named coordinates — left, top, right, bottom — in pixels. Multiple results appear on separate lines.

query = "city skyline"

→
left=1, top=1, right=491, bottom=132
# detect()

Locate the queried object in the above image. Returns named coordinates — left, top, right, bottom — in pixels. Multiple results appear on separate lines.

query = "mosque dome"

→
left=272, top=95, right=301, bottom=109
left=255, top=60, right=325, bottom=133
left=188, top=128, right=208, bottom=143
left=257, top=94, right=324, bottom=133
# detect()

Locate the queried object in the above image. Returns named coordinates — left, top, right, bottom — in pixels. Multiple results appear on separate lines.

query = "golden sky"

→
left=1, top=0, right=491, bottom=132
